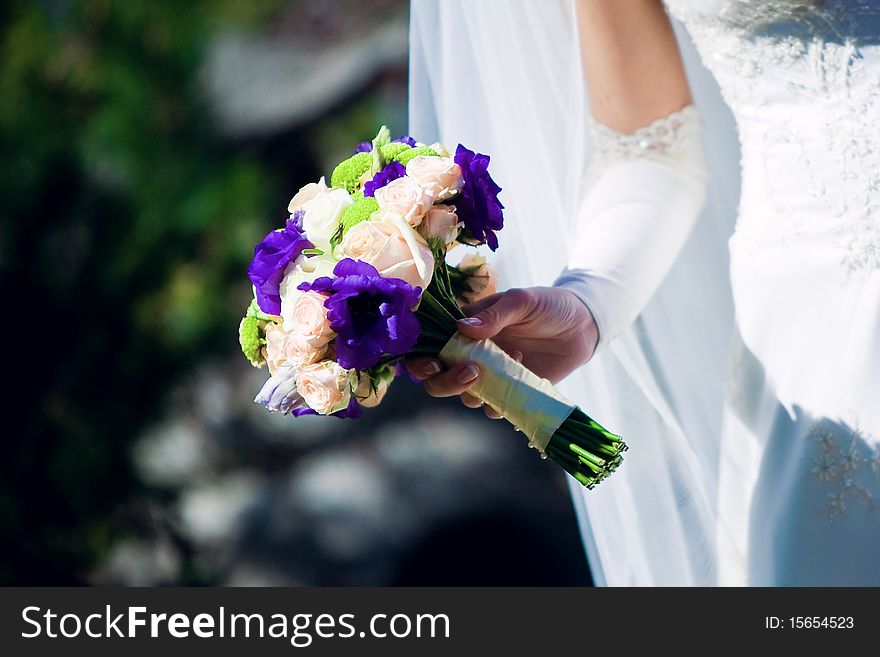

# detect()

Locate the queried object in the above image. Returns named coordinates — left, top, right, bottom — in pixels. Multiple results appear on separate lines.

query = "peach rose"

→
left=281, top=289, right=335, bottom=346
left=457, top=253, right=498, bottom=304
left=373, top=176, right=434, bottom=227
left=296, top=361, right=356, bottom=415
left=340, top=209, right=434, bottom=290
left=264, top=322, right=326, bottom=375
left=287, top=176, right=329, bottom=214
left=354, top=372, right=390, bottom=408
left=405, top=156, right=463, bottom=201
left=420, top=205, right=462, bottom=246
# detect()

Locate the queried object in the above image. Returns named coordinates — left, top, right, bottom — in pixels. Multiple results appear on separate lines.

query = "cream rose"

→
left=405, top=156, right=463, bottom=201
left=420, top=205, right=462, bottom=246
left=354, top=372, right=390, bottom=408
left=296, top=361, right=356, bottom=415
left=340, top=209, right=434, bottom=290
left=280, top=289, right=334, bottom=347
left=373, top=176, right=434, bottom=227
left=302, top=187, right=352, bottom=248
left=287, top=176, right=329, bottom=214
left=264, top=322, right=326, bottom=375
left=457, top=253, right=498, bottom=304
left=428, top=142, right=451, bottom=158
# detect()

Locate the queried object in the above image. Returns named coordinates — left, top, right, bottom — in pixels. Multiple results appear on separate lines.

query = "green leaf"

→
left=372, top=125, right=391, bottom=149
left=369, top=126, right=391, bottom=176
left=301, top=248, right=324, bottom=256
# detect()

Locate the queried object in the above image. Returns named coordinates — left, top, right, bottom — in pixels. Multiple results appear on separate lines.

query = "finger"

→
left=456, top=288, right=534, bottom=340
left=509, top=349, right=523, bottom=363
left=459, top=292, right=505, bottom=318
left=423, top=362, right=480, bottom=398
left=403, top=357, right=443, bottom=381
left=460, top=392, right=483, bottom=409
left=483, top=404, right=503, bottom=420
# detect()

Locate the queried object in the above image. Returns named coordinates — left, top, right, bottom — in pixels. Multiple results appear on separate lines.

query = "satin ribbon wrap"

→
left=438, top=333, right=575, bottom=451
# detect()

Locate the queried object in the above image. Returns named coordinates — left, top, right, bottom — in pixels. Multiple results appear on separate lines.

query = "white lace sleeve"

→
left=554, top=105, right=708, bottom=350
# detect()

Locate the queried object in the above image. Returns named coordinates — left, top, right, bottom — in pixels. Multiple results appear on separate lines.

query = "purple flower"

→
left=290, top=208, right=305, bottom=232
left=254, top=366, right=314, bottom=415
left=363, top=161, right=406, bottom=197
left=300, top=259, right=421, bottom=371
left=247, top=217, right=313, bottom=315
left=453, top=144, right=504, bottom=250
left=354, top=135, right=417, bottom=153
left=333, top=397, right=363, bottom=419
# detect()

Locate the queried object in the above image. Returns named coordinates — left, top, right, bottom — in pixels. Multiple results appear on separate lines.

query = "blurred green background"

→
left=0, top=0, right=589, bottom=586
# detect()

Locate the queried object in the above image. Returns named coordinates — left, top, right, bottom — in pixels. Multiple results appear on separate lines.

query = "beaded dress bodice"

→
left=665, top=0, right=880, bottom=271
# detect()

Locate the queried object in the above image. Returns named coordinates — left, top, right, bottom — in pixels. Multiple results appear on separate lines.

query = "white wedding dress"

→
left=410, top=0, right=880, bottom=585
left=662, top=0, right=880, bottom=585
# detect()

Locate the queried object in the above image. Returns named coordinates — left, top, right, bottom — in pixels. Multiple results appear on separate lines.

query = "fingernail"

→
left=459, top=317, right=482, bottom=326
left=421, top=360, right=441, bottom=377
left=457, top=364, right=479, bottom=384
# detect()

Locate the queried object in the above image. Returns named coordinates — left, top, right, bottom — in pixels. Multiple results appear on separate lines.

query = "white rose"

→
left=302, top=187, right=352, bottom=249
left=340, top=209, right=434, bottom=290
left=281, top=253, right=337, bottom=294
left=405, top=156, right=463, bottom=201
left=373, top=176, right=434, bottom=227
left=296, top=361, right=357, bottom=415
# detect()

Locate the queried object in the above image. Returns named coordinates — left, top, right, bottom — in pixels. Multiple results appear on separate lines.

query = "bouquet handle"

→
left=439, top=333, right=575, bottom=451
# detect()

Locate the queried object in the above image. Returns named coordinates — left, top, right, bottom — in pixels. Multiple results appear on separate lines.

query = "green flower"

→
left=394, top=145, right=439, bottom=165
left=238, top=299, right=269, bottom=367
left=330, top=152, right=372, bottom=193
left=380, top=142, right=411, bottom=162
left=340, top=194, right=380, bottom=236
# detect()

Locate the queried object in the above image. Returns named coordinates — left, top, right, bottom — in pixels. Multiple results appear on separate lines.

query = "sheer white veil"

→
left=409, top=0, right=741, bottom=585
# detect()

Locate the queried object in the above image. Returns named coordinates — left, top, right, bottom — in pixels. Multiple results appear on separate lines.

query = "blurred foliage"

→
left=0, top=0, right=309, bottom=584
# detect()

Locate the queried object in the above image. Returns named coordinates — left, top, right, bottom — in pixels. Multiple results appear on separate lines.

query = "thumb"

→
left=456, top=288, right=532, bottom=340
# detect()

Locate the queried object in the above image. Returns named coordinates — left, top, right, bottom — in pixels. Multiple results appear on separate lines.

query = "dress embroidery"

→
left=664, top=0, right=880, bottom=272
left=806, top=419, right=880, bottom=522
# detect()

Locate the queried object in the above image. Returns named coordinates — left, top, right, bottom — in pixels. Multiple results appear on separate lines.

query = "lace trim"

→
left=588, top=105, right=701, bottom=165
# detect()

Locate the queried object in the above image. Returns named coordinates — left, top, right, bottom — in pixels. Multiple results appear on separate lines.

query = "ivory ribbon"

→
left=438, top=333, right=575, bottom=451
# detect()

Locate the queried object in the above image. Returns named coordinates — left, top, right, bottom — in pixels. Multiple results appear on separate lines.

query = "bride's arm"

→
left=407, top=0, right=706, bottom=406
left=577, top=0, right=692, bottom=131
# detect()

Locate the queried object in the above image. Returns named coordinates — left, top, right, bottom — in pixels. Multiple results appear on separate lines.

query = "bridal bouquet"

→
left=238, top=128, right=626, bottom=488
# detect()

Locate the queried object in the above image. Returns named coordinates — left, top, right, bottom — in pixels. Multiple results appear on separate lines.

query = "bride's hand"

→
left=404, top=287, right=599, bottom=418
